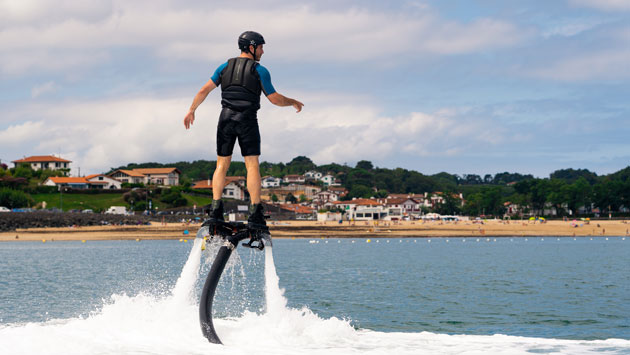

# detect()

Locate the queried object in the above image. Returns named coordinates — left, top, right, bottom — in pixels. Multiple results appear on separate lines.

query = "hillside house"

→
left=43, top=177, right=89, bottom=189
left=108, top=168, right=181, bottom=186
left=262, top=176, right=282, bottom=188
left=192, top=176, right=247, bottom=200
left=304, top=171, right=323, bottom=180
left=383, top=197, right=423, bottom=215
left=283, top=174, right=305, bottom=184
left=85, top=174, right=122, bottom=189
left=12, top=155, right=71, bottom=173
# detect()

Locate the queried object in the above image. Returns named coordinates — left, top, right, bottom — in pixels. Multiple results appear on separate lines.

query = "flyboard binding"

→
left=198, top=217, right=271, bottom=344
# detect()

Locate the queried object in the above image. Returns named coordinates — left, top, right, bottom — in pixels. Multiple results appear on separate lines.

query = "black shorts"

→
left=216, top=108, right=261, bottom=157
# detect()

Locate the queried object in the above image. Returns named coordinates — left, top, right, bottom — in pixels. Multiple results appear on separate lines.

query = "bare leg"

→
left=212, top=156, right=232, bottom=200
left=244, top=155, right=261, bottom=204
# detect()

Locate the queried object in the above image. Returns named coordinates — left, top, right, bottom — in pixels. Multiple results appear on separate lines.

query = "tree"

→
left=566, top=177, right=591, bottom=215
left=285, top=193, right=297, bottom=203
left=271, top=194, right=278, bottom=202
left=546, top=179, right=569, bottom=216
left=348, top=185, right=372, bottom=199
left=12, top=165, right=33, bottom=179
left=0, top=188, right=33, bottom=208
left=550, top=168, right=598, bottom=185
left=434, top=191, right=461, bottom=215
left=299, top=194, right=307, bottom=202
left=355, top=160, right=373, bottom=170
left=463, top=174, right=482, bottom=185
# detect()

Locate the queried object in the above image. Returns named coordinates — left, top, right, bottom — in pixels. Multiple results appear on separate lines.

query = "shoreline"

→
left=1, top=220, right=629, bottom=242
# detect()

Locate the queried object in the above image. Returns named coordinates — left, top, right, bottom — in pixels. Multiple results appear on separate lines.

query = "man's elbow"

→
left=267, top=92, right=283, bottom=105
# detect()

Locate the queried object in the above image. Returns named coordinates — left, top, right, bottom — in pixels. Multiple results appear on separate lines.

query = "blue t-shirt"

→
left=210, top=61, right=276, bottom=96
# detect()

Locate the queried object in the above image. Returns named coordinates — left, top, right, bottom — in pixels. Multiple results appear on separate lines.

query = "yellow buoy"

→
left=42, top=239, right=46, bottom=243
left=81, top=240, right=86, bottom=243
left=184, top=239, right=188, bottom=243
left=366, top=239, right=371, bottom=243
left=136, top=238, right=140, bottom=242
left=179, top=238, right=183, bottom=242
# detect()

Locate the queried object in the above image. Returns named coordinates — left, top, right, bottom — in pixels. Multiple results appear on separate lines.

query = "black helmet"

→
left=238, top=31, right=265, bottom=52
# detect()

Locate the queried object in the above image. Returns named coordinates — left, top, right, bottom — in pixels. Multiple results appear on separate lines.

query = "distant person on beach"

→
left=183, top=31, right=303, bottom=229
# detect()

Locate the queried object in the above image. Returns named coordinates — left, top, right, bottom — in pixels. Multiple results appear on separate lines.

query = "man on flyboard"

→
left=184, top=31, right=303, bottom=233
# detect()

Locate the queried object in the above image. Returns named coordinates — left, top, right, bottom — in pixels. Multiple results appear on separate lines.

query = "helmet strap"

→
left=249, top=45, right=257, bottom=61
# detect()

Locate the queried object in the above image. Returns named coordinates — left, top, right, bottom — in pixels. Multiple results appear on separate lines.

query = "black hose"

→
left=199, top=244, right=233, bottom=344
left=198, top=221, right=270, bottom=344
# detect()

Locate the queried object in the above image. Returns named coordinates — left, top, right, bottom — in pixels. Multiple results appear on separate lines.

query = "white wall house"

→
left=304, top=170, right=323, bottom=179
left=108, top=168, right=181, bottom=186
left=314, top=190, right=338, bottom=204
left=108, top=169, right=146, bottom=184
left=320, top=174, right=335, bottom=186
left=43, top=177, right=89, bottom=189
left=192, top=177, right=247, bottom=200
left=283, top=174, right=305, bottom=184
left=262, top=176, right=282, bottom=188
left=44, top=175, right=122, bottom=190
left=12, top=155, right=71, bottom=172
left=85, top=174, right=122, bottom=189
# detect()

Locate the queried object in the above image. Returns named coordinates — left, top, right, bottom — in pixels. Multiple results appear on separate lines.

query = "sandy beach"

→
left=1, top=219, right=629, bottom=242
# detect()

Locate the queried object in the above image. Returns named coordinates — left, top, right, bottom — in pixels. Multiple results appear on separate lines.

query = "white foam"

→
left=1, top=240, right=629, bottom=355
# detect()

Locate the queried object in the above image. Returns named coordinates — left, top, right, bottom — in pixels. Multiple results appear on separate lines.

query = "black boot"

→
left=209, top=200, right=224, bottom=222
left=247, top=203, right=266, bottom=228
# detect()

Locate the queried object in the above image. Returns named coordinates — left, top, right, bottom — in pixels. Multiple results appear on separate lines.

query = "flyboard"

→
left=196, top=218, right=272, bottom=344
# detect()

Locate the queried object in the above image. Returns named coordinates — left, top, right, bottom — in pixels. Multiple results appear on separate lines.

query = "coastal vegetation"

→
left=2, top=158, right=629, bottom=218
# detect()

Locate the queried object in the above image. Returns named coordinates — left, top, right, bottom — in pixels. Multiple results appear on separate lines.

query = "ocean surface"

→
left=1, top=235, right=629, bottom=354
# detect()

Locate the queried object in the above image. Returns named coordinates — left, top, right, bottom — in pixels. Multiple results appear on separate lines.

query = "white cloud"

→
left=31, top=81, right=59, bottom=98
left=0, top=121, right=46, bottom=145
left=0, top=0, right=113, bottom=27
left=570, top=0, right=630, bottom=11
left=530, top=49, right=630, bottom=81
left=0, top=1, right=527, bottom=75
left=0, top=93, right=509, bottom=174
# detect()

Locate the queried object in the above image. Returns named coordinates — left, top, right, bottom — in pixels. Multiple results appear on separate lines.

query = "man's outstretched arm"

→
left=184, top=79, right=217, bottom=129
left=267, top=92, right=304, bottom=113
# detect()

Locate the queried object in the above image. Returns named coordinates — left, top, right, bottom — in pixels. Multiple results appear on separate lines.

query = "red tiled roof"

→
left=279, top=204, right=314, bottom=214
left=333, top=199, right=381, bottom=206
left=47, top=177, right=88, bottom=184
left=328, top=187, right=347, bottom=191
left=13, top=155, right=71, bottom=163
left=192, top=176, right=245, bottom=190
left=385, top=197, right=420, bottom=205
left=85, top=174, right=101, bottom=179
left=113, top=169, right=145, bottom=177
left=132, top=168, right=181, bottom=175
left=192, top=180, right=212, bottom=189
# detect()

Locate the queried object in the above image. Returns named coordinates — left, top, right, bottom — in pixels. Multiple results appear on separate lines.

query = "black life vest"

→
left=219, top=57, right=262, bottom=116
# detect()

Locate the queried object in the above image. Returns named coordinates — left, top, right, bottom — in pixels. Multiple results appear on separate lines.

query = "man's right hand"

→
left=184, top=111, right=195, bottom=129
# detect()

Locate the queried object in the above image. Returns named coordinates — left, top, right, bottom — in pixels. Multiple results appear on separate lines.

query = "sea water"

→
left=0, top=237, right=629, bottom=354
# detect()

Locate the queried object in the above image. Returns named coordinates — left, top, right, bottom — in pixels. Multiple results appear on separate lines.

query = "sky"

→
left=1, top=0, right=629, bottom=178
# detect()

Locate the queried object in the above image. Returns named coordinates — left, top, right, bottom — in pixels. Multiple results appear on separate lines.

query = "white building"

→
left=12, top=155, right=71, bottom=172
left=85, top=174, right=122, bottom=189
left=320, top=174, right=335, bottom=186
left=262, top=176, right=282, bottom=188
left=304, top=170, right=323, bottom=179
left=283, top=174, right=305, bottom=184
left=108, top=168, right=181, bottom=186
left=313, top=190, right=338, bottom=205
left=192, top=177, right=247, bottom=200
left=44, top=175, right=122, bottom=190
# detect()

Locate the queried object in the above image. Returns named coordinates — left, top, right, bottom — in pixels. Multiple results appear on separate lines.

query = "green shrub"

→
left=0, top=188, right=33, bottom=208
left=12, top=165, right=33, bottom=179
left=24, top=185, right=58, bottom=194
